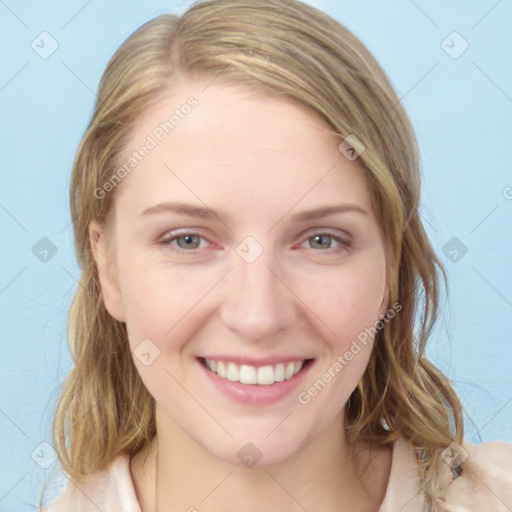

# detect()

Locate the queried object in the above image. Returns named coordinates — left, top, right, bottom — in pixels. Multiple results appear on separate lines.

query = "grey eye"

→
left=308, top=234, right=335, bottom=249
left=175, top=234, right=202, bottom=249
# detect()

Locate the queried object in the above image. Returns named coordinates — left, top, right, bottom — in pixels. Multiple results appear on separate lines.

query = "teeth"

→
left=285, top=362, right=295, bottom=380
left=257, top=365, right=274, bottom=386
left=294, top=360, right=304, bottom=375
left=274, top=363, right=285, bottom=382
left=239, top=364, right=257, bottom=384
left=217, top=361, right=226, bottom=379
left=226, top=362, right=238, bottom=382
left=204, top=358, right=308, bottom=385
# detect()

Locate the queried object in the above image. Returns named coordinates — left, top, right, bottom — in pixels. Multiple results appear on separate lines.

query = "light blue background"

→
left=1, top=0, right=511, bottom=509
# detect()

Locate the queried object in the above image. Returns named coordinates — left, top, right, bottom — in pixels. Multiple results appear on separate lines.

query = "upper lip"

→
left=199, top=356, right=314, bottom=367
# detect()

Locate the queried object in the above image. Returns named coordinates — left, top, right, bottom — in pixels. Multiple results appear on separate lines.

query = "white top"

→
left=45, top=438, right=512, bottom=511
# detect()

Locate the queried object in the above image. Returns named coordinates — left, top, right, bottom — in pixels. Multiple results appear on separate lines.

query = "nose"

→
left=219, top=252, right=296, bottom=342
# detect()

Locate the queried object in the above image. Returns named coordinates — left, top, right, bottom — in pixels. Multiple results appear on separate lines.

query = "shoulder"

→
left=443, top=440, right=512, bottom=511
left=380, top=438, right=512, bottom=512
left=44, top=454, right=140, bottom=512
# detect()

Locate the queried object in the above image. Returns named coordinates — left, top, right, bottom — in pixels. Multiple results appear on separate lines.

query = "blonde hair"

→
left=48, top=1, right=464, bottom=509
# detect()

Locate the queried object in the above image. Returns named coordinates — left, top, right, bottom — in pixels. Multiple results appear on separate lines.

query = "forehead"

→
left=115, top=78, right=373, bottom=220
left=128, top=78, right=334, bottom=155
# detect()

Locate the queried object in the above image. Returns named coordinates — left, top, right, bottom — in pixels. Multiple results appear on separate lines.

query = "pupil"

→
left=178, top=235, right=200, bottom=249
left=312, top=235, right=331, bottom=249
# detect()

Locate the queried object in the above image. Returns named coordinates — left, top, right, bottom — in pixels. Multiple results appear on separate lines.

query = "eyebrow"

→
left=141, top=202, right=221, bottom=220
left=290, top=204, right=369, bottom=222
left=140, top=202, right=368, bottom=221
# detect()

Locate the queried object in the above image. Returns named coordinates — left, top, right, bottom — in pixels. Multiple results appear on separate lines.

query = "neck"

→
left=128, top=408, right=391, bottom=512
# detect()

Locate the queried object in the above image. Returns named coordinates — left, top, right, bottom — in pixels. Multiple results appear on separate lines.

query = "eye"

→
left=175, top=234, right=203, bottom=249
left=160, top=232, right=209, bottom=251
left=299, top=231, right=351, bottom=251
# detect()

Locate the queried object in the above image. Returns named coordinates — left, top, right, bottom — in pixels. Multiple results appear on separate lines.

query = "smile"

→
left=200, top=357, right=313, bottom=385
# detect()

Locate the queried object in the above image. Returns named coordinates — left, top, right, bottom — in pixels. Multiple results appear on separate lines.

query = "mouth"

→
left=198, top=357, right=315, bottom=386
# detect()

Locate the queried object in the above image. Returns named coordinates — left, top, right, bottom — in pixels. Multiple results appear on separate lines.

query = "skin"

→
left=90, top=78, right=392, bottom=512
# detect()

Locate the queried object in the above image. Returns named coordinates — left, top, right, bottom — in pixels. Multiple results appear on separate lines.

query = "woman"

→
left=43, top=0, right=512, bottom=510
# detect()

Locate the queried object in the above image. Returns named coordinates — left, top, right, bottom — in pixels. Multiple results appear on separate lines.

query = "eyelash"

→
left=159, top=231, right=210, bottom=251
left=297, top=231, right=352, bottom=251
left=159, top=229, right=352, bottom=254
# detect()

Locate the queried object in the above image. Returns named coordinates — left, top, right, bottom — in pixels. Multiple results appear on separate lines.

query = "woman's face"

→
left=91, top=78, right=388, bottom=466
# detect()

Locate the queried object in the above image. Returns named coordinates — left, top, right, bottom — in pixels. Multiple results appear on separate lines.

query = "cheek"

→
left=294, top=266, right=383, bottom=422
left=290, top=256, right=385, bottom=406
left=118, top=255, right=197, bottom=336
left=116, top=254, right=224, bottom=376
left=299, top=259, right=386, bottom=341
left=118, top=265, right=170, bottom=341
left=115, top=257, right=208, bottom=406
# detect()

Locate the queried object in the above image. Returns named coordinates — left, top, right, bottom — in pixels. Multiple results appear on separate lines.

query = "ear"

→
left=89, top=220, right=126, bottom=322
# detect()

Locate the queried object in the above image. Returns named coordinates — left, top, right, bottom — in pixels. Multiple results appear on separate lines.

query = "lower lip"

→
left=197, top=358, right=314, bottom=405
